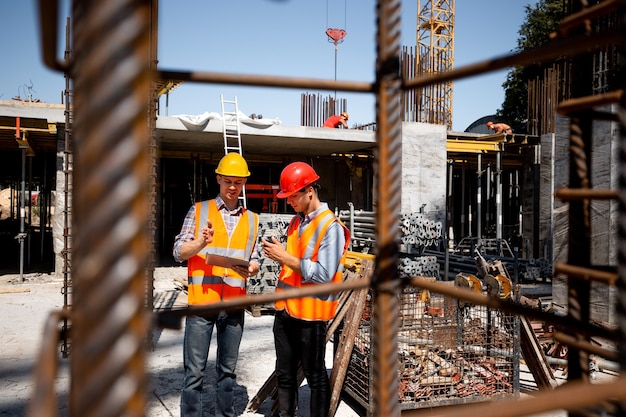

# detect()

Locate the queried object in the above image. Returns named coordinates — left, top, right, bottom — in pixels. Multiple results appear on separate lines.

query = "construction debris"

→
left=0, top=286, right=31, bottom=294
left=344, top=287, right=518, bottom=411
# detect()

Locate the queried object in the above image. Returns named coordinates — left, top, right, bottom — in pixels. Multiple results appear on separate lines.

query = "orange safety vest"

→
left=275, top=209, right=350, bottom=321
left=187, top=200, right=259, bottom=305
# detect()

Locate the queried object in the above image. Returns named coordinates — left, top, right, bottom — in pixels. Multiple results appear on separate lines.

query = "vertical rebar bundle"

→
left=300, top=92, right=348, bottom=127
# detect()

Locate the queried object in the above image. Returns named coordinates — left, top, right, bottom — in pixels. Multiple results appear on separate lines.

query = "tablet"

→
left=205, top=254, right=249, bottom=269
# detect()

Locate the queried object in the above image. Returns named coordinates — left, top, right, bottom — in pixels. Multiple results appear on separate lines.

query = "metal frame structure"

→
left=27, top=1, right=626, bottom=417
left=415, top=0, right=455, bottom=129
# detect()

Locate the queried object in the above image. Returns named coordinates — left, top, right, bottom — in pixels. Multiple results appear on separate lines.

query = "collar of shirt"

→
left=215, top=195, right=243, bottom=216
left=298, top=203, right=329, bottom=228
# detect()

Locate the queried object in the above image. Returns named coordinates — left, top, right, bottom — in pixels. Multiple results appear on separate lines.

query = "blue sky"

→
left=1, top=0, right=537, bottom=131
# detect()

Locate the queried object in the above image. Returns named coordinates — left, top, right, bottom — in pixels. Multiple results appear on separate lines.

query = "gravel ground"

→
left=0, top=267, right=360, bottom=417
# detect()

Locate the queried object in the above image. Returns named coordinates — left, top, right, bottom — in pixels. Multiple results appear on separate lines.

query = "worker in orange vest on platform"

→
left=173, top=152, right=260, bottom=417
left=323, top=111, right=349, bottom=128
left=262, top=161, right=350, bottom=417
left=487, top=120, right=513, bottom=134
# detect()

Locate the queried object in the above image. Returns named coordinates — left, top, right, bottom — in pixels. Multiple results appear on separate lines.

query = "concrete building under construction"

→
left=0, top=99, right=545, bottom=276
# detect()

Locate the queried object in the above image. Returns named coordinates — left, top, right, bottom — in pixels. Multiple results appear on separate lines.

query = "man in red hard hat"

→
left=322, top=111, right=349, bottom=128
left=487, top=120, right=513, bottom=134
left=262, top=161, right=350, bottom=417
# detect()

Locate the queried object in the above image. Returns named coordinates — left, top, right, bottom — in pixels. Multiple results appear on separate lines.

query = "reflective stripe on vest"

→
left=187, top=199, right=258, bottom=305
left=275, top=209, right=350, bottom=321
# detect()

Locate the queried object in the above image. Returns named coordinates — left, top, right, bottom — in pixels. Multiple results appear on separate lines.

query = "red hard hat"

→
left=487, top=121, right=493, bottom=127
left=277, top=162, right=320, bottom=198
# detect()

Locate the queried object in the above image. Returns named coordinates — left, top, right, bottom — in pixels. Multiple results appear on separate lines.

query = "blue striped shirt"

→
left=298, top=203, right=346, bottom=284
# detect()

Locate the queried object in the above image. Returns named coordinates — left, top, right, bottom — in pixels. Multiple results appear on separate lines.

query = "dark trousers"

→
left=273, top=310, right=330, bottom=417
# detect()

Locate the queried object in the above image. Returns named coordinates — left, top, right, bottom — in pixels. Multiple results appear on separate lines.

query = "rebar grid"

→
left=30, top=1, right=626, bottom=416
left=70, top=1, right=151, bottom=416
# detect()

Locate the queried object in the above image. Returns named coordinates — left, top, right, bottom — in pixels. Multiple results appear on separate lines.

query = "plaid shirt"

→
left=173, top=195, right=259, bottom=263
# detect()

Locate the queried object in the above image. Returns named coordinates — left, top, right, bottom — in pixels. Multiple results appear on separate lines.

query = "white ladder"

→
left=220, top=94, right=247, bottom=208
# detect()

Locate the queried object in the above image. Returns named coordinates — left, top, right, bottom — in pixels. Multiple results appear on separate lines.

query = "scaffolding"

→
left=414, top=0, right=455, bottom=129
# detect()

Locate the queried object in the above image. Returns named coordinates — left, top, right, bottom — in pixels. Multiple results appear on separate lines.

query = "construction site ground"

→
left=0, top=267, right=616, bottom=417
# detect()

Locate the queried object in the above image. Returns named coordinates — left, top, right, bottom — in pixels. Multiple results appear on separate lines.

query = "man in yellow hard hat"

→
left=322, top=111, right=349, bottom=128
left=173, top=152, right=260, bottom=417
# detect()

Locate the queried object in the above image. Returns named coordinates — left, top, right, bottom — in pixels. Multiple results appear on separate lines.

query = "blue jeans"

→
left=180, top=310, right=244, bottom=417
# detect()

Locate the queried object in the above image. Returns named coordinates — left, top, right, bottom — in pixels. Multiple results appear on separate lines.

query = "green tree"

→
left=497, top=0, right=565, bottom=133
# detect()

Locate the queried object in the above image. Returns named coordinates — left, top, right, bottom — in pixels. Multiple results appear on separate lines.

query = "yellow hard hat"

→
left=341, top=112, right=349, bottom=120
left=215, top=153, right=251, bottom=177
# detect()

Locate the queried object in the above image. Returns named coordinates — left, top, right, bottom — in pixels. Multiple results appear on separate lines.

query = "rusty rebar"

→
left=557, top=90, right=623, bottom=115
left=154, top=275, right=372, bottom=328
left=158, top=69, right=373, bottom=94
left=61, top=15, right=73, bottom=360
left=553, top=0, right=626, bottom=37
left=32, top=2, right=626, bottom=417
left=144, top=0, right=159, bottom=351
left=155, top=271, right=618, bottom=344
left=403, top=30, right=625, bottom=91
left=554, top=262, right=618, bottom=286
left=25, top=310, right=70, bottom=417
left=565, top=0, right=596, bottom=384
left=372, top=1, right=403, bottom=416
left=69, top=1, right=151, bottom=416
left=552, top=332, right=620, bottom=362
left=409, top=276, right=616, bottom=342
left=615, top=5, right=626, bottom=409
left=555, top=187, right=619, bottom=201
left=37, top=0, right=68, bottom=72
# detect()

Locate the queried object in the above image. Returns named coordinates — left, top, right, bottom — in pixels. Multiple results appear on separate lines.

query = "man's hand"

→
left=178, top=220, right=214, bottom=261
left=232, top=261, right=259, bottom=278
left=262, top=237, right=285, bottom=263
left=262, top=237, right=302, bottom=274
left=200, top=220, right=214, bottom=245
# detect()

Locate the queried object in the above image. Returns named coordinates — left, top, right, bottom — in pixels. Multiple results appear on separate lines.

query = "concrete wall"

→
left=548, top=109, right=620, bottom=324
left=539, top=122, right=569, bottom=264
left=400, top=122, right=447, bottom=221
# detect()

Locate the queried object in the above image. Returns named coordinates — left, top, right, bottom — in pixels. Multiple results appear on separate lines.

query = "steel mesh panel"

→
left=343, top=287, right=519, bottom=412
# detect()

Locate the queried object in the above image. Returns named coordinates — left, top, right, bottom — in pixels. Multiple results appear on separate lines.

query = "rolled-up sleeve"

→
left=300, top=221, right=345, bottom=284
